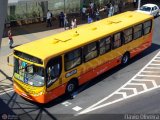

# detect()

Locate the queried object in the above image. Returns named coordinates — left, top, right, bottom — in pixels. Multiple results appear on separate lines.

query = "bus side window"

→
left=83, top=42, right=98, bottom=62
left=133, top=24, right=143, bottom=40
left=143, top=20, right=152, bottom=35
left=46, top=56, right=62, bottom=88
left=123, top=28, right=133, bottom=44
left=64, top=48, right=82, bottom=71
left=99, top=37, right=111, bottom=55
left=113, top=32, right=122, bottom=49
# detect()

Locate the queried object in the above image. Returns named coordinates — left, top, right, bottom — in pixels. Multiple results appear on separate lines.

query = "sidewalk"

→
left=3, top=3, right=136, bottom=37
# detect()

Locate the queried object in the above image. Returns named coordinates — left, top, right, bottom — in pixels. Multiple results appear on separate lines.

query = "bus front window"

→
left=14, top=58, right=44, bottom=87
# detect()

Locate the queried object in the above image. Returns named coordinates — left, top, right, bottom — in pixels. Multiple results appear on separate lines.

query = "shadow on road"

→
left=0, top=69, right=12, bottom=82
left=1, top=91, right=58, bottom=120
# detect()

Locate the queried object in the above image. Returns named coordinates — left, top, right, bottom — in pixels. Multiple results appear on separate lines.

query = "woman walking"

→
left=8, top=28, right=14, bottom=49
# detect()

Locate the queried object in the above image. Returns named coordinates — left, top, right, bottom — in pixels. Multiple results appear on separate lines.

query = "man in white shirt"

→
left=82, top=6, right=87, bottom=20
left=46, top=10, right=52, bottom=27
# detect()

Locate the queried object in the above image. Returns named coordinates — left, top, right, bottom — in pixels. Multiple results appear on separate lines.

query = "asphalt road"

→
left=0, top=17, right=160, bottom=120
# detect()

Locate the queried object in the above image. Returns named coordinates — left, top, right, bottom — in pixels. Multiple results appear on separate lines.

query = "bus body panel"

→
left=14, top=78, right=67, bottom=103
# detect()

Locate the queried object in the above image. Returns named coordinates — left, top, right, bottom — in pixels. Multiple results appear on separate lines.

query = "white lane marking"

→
left=72, top=106, right=82, bottom=111
left=61, top=101, right=72, bottom=107
left=146, top=67, right=160, bottom=69
left=137, top=74, right=160, bottom=77
left=77, top=86, right=160, bottom=115
left=77, top=51, right=160, bottom=115
left=0, top=89, right=14, bottom=95
left=116, top=92, right=127, bottom=98
left=128, top=83, right=147, bottom=90
left=132, top=79, right=157, bottom=87
left=141, top=71, right=160, bottom=73
left=152, top=60, right=160, bottom=62
left=122, top=88, right=138, bottom=94
left=149, top=63, right=160, bottom=66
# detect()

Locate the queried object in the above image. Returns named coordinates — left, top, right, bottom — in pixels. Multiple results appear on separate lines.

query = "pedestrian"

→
left=70, top=19, right=75, bottom=29
left=74, top=18, right=77, bottom=28
left=118, top=0, right=123, bottom=13
left=108, top=3, right=114, bottom=17
left=89, top=1, right=94, bottom=14
left=81, top=5, right=87, bottom=20
left=133, top=0, right=137, bottom=8
left=105, top=3, right=109, bottom=16
left=59, top=12, right=64, bottom=27
left=88, top=15, right=93, bottom=23
left=46, top=10, right=52, bottom=27
left=8, top=28, right=14, bottom=49
left=114, top=2, right=119, bottom=14
left=95, top=9, right=100, bottom=20
left=64, top=13, right=69, bottom=30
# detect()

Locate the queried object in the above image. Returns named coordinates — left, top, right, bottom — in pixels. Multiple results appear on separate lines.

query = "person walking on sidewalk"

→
left=64, top=13, right=69, bottom=30
left=70, top=19, right=75, bottom=29
left=8, top=28, right=14, bottom=49
left=133, top=0, right=137, bottom=8
left=95, top=9, right=100, bottom=20
left=59, top=12, right=64, bottom=27
left=46, top=10, right=52, bottom=27
left=108, top=3, right=114, bottom=17
left=73, top=18, right=77, bottom=28
left=81, top=5, right=87, bottom=20
left=118, top=0, right=123, bottom=13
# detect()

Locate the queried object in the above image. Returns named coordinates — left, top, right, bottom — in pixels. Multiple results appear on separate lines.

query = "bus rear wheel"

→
left=121, top=53, right=130, bottom=65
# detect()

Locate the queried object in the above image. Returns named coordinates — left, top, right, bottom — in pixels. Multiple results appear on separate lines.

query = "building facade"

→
left=7, top=0, right=134, bottom=24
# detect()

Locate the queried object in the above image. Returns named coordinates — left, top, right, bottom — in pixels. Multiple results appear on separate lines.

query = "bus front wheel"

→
left=66, top=80, right=78, bottom=96
left=121, top=53, right=130, bottom=65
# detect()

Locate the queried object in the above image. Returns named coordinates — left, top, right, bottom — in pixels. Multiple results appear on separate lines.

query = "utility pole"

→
left=138, top=0, right=141, bottom=10
left=0, top=0, right=8, bottom=49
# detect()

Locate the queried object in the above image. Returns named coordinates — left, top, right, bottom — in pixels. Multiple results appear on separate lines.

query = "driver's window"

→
left=46, top=56, right=62, bottom=88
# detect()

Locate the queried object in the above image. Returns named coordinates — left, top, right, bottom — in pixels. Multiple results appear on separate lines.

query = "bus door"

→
left=46, top=56, right=62, bottom=91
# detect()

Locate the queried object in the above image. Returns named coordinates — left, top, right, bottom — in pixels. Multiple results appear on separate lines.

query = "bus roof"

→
left=14, top=11, right=153, bottom=61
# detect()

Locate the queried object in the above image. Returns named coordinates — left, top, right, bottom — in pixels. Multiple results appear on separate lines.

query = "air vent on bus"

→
left=107, top=20, right=122, bottom=25
left=73, top=31, right=79, bottom=37
left=91, top=27, right=97, bottom=30
left=128, top=15, right=133, bottom=18
left=53, top=38, right=72, bottom=44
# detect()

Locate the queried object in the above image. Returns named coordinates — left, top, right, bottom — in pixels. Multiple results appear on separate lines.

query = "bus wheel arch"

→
left=121, top=52, right=130, bottom=65
left=65, top=78, right=78, bottom=94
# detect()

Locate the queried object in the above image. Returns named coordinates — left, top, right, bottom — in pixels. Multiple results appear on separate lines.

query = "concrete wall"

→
left=0, top=0, right=8, bottom=48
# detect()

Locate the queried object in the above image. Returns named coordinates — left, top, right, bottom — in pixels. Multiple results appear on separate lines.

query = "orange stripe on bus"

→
left=78, top=57, right=121, bottom=85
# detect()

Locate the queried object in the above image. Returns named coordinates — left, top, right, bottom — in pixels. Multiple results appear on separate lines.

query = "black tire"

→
left=66, top=80, right=77, bottom=94
left=121, top=53, right=130, bottom=65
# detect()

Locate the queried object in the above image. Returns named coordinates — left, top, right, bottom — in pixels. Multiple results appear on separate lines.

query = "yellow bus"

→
left=9, top=11, right=153, bottom=103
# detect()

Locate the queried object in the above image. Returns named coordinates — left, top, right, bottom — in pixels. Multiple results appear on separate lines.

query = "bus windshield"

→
left=14, top=57, right=45, bottom=87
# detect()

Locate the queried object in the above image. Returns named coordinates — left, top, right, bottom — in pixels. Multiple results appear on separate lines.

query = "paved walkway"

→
left=3, top=3, right=136, bottom=37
